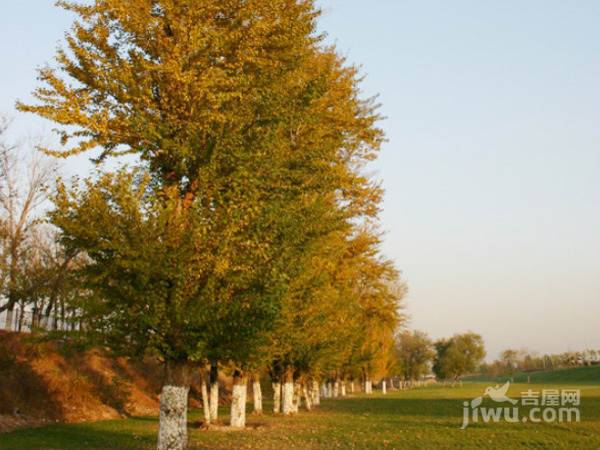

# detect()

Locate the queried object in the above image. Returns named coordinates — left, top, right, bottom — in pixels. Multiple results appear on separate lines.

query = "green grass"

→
left=464, top=365, right=600, bottom=384
left=2, top=382, right=600, bottom=449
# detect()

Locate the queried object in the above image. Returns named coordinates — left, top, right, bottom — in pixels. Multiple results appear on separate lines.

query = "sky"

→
left=1, top=1, right=599, bottom=360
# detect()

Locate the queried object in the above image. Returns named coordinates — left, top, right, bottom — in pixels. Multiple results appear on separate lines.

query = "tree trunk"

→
left=340, top=381, right=346, bottom=397
left=292, top=382, right=301, bottom=413
left=272, top=381, right=281, bottom=413
left=4, top=307, right=13, bottom=331
left=333, top=379, right=339, bottom=397
left=41, top=298, right=55, bottom=330
left=230, top=371, right=247, bottom=428
left=302, top=384, right=312, bottom=411
left=327, top=382, right=333, bottom=398
left=312, top=380, right=320, bottom=406
left=252, top=375, right=263, bottom=415
left=365, top=378, right=372, bottom=394
left=17, top=305, right=25, bottom=332
left=282, top=381, right=294, bottom=414
left=382, top=380, right=387, bottom=394
left=157, top=361, right=191, bottom=450
left=209, top=361, right=219, bottom=422
left=350, top=381, right=355, bottom=394
left=201, top=377, right=211, bottom=426
left=281, top=370, right=295, bottom=415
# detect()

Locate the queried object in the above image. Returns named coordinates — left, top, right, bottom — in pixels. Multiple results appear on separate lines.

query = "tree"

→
left=500, top=349, right=519, bottom=368
left=20, top=0, right=386, bottom=446
left=395, top=330, right=434, bottom=382
left=500, top=349, right=520, bottom=378
left=432, top=332, right=485, bottom=382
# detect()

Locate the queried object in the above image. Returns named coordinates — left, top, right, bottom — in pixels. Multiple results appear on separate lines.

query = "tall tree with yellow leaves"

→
left=19, top=0, right=387, bottom=447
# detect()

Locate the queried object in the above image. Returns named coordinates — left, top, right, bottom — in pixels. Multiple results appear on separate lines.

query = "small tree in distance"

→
left=432, top=332, right=486, bottom=383
left=395, top=330, right=435, bottom=383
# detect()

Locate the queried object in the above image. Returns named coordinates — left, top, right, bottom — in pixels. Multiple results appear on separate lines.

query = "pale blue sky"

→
left=1, top=1, right=599, bottom=359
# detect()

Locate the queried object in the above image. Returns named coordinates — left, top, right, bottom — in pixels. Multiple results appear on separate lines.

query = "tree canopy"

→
left=18, top=0, right=404, bottom=446
left=395, top=330, right=435, bottom=381
left=432, top=332, right=486, bottom=381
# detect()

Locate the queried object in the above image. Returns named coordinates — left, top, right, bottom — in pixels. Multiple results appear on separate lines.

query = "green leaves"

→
left=433, top=333, right=486, bottom=380
left=26, top=1, right=399, bottom=380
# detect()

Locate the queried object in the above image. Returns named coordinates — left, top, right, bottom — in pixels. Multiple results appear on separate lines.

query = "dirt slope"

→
left=0, top=331, right=206, bottom=432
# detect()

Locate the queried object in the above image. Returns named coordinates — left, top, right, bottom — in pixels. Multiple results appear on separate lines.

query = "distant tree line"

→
left=480, top=348, right=600, bottom=377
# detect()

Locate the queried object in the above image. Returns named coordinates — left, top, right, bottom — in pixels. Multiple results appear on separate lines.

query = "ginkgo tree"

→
left=20, top=0, right=393, bottom=448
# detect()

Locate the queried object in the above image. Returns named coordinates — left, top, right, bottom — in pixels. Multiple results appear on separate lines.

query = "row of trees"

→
left=0, top=119, right=82, bottom=333
left=13, top=1, right=404, bottom=449
left=480, top=348, right=600, bottom=377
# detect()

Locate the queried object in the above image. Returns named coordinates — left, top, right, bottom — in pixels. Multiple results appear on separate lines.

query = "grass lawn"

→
left=2, top=382, right=599, bottom=449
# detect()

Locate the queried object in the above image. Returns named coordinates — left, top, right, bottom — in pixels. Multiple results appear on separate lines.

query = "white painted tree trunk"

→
left=230, top=378, right=247, bottom=428
left=4, top=308, right=13, bottom=331
left=252, top=380, right=263, bottom=415
left=302, top=384, right=312, bottom=411
left=350, top=381, right=355, bottom=393
left=333, top=380, right=339, bottom=397
left=208, top=362, right=219, bottom=422
left=312, top=380, right=320, bottom=406
left=292, top=382, right=301, bottom=413
left=272, top=382, right=281, bottom=413
left=382, top=380, right=387, bottom=394
left=157, top=385, right=189, bottom=450
left=365, top=379, right=372, bottom=394
left=321, top=382, right=327, bottom=398
left=340, top=381, right=346, bottom=397
left=282, top=381, right=294, bottom=415
left=209, top=382, right=219, bottom=421
left=201, top=381, right=211, bottom=425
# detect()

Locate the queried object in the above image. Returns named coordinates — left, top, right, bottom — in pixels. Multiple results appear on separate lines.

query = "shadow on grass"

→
left=319, top=396, right=468, bottom=418
left=0, top=419, right=157, bottom=450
